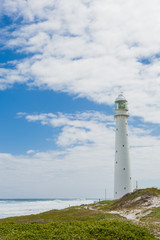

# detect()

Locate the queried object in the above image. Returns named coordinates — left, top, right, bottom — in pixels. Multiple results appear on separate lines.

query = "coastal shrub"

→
left=0, top=220, right=156, bottom=240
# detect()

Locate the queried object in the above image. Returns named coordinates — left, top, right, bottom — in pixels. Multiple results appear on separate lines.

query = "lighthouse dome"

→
left=115, top=92, right=127, bottom=102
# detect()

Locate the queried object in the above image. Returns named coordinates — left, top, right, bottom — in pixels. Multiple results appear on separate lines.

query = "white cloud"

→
left=1, top=111, right=115, bottom=197
left=26, top=149, right=36, bottom=154
left=1, top=0, right=160, bottom=123
left=1, top=0, right=55, bottom=21
left=25, top=111, right=160, bottom=187
left=0, top=111, right=155, bottom=198
left=24, top=111, right=114, bottom=146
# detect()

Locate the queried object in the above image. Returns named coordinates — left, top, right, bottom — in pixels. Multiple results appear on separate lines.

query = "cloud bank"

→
left=0, top=111, right=159, bottom=198
left=1, top=0, right=160, bottom=122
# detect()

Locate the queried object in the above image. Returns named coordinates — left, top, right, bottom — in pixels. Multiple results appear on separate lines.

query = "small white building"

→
left=114, top=93, right=133, bottom=199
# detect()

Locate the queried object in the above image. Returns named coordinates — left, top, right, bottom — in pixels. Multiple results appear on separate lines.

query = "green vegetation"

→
left=111, top=188, right=159, bottom=209
left=0, top=188, right=160, bottom=239
left=0, top=205, right=156, bottom=239
left=0, top=221, right=156, bottom=240
left=148, top=207, right=160, bottom=220
left=142, top=207, right=160, bottom=222
left=0, top=206, right=123, bottom=224
left=96, top=188, right=160, bottom=211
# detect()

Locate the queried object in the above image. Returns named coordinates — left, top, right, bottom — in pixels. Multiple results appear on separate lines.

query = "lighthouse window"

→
left=119, top=101, right=126, bottom=109
left=116, top=150, right=118, bottom=153
left=122, top=145, right=124, bottom=147
left=116, top=161, right=118, bottom=164
left=123, top=168, right=125, bottom=170
left=115, top=192, right=117, bottom=194
left=115, top=102, right=119, bottom=109
left=124, top=187, right=126, bottom=190
left=116, top=128, right=118, bottom=131
left=130, top=177, right=132, bottom=180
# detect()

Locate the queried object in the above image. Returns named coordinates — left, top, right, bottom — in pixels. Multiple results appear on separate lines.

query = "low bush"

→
left=0, top=220, right=156, bottom=240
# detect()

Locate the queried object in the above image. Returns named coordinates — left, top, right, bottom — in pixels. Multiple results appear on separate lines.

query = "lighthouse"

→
left=114, top=93, right=132, bottom=199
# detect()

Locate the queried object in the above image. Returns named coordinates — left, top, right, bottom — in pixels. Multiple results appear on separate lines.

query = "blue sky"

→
left=0, top=85, right=111, bottom=154
left=1, top=0, right=160, bottom=199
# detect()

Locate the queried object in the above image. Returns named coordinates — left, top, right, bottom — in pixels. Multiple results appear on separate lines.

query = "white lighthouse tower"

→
left=114, top=93, right=132, bottom=199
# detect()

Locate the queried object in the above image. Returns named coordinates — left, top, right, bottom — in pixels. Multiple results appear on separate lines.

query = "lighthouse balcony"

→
left=114, top=110, right=129, bottom=117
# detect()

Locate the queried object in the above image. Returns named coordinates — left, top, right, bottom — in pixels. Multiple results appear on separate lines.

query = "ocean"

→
left=0, top=199, right=97, bottom=219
